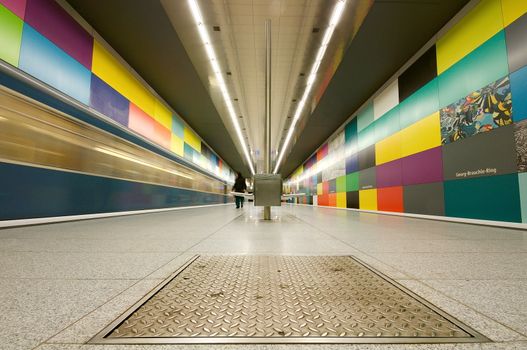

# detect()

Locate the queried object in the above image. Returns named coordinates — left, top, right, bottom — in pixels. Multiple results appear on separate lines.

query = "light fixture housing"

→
left=188, top=0, right=255, bottom=175
left=273, top=0, right=346, bottom=174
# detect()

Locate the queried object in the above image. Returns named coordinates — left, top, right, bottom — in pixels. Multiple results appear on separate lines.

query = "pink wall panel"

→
left=0, top=0, right=26, bottom=19
left=129, top=103, right=156, bottom=140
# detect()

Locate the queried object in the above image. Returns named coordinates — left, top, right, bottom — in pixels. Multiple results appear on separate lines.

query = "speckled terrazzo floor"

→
left=0, top=204, right=525, bottom=349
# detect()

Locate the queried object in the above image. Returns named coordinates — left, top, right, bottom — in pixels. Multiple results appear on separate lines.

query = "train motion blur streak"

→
left=0, top=86, right=228, bottom=196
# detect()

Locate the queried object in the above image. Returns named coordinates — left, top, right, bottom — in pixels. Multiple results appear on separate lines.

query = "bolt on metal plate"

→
left=91, top=255, right=489, bottom=344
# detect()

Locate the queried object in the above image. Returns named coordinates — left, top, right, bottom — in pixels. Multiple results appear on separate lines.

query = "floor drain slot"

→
left=90, top=255, right=489, bottom=344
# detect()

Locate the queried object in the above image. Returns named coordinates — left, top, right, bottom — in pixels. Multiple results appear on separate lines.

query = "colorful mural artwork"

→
left=440, top=76, right=512, bottom=144
left=0, top=0, right=234, bottom=183
left=286, top=0, right=527, bottom=224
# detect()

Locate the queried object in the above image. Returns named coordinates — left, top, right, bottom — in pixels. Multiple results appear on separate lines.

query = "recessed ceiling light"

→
left=299, top=73, right=305, bottom=76
left=226, top=71, right=232, bottom=76
left=292, top=99, right=297, bottom=102
left=312, top=27, right=320, bottom=33
left=213, top=26, right=221, bottom=31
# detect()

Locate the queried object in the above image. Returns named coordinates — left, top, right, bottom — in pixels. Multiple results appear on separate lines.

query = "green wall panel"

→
left=357, top=102, right=374, bottom=132
left=375, top=105, right=400, bottom=141
left=444, top=173, right=521, bottom=222
left=346, top=172, right=359, bottom=192
left=399, top=78, right=439, bottom=130
left=0, top=5, right=23, bottom=66
left=519, top=172, right=527, bottom=223
left=336, top=175, right=346, bottom=193
left=438, top=30, right=509, bottom=108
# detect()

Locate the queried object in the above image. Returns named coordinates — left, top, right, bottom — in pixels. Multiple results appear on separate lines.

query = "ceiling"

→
left=161, top=0, right=371, bottom=174
left=66, top=0, right=470, bottom=179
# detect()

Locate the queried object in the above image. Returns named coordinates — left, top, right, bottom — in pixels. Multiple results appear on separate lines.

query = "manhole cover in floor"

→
left=91, top=255, right=488, bottom=344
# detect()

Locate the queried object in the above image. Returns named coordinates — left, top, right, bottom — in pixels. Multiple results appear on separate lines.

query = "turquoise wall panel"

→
left=444, top=173, right=521, bottom=222
left=357, top=102, right=374, bottom=132
left=438, top=30, right=509, bottom=108
left=375, top=105, right=400, bottom=141
left=399, top=78, right=439, bottom=130
left=358, top=122, right=376, bottom=151
left=345, top=118, right=357, bottom=144
left=519, top=172, right=527, bottom=222
left=510, top=65, right=527, bottom=122
left=19, top=24, right=91, bottom=104
left=172, top=113, right=184, bottom=138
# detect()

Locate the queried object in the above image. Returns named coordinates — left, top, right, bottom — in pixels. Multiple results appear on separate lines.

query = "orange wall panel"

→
left=377, top=186, right=404, bottom=212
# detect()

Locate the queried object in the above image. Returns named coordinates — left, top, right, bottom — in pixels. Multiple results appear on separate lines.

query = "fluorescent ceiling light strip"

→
left=273, top=0, right=346, bottom=174
left=188, top=0, right=255, bottom=175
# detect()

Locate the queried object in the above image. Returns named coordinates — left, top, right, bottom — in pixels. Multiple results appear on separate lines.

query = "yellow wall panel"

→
left=501, top=0, right=527, bottom=26
left=154, top=99, right=172, bottom=130
left=92, top=41, right=155, bottom=116
left=375, top=132, right=402, bottom=165
left=400, top=112, right=441, bottom=158
left=336, top=192, right=346, bottom=208
left=171, top=135, right=184, bottom=157
left=436, top=0, right=503, bottom=74
left=359, top=189, right=377, bottom=210
left=184, top=127, right=201, bottom=152
left=317, top=183, right=323, bottom=195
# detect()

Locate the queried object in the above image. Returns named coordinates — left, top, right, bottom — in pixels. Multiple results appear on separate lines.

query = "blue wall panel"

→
left=172, top=114, right=185, bottom=138
left=0, top=162, right=228, bottom=220
left=510, top=65, right=527, bottom=122
left=18, top=25, right=91, bottom=105
left=90, top=74, right=129, bottom=126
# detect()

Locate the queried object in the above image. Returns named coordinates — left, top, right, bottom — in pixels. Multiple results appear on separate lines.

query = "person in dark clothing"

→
left=232, top=172, right=247, bottom=209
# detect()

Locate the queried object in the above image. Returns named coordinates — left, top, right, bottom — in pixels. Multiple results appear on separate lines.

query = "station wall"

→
left=0, top=0, right=234, bottom=182
left=286, top=0, right=527, bottom=223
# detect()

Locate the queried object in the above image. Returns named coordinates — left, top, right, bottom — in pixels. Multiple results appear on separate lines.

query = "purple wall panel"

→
left=402, top=146, right=443, bottom=185
left=376, top=159, right=403, bottom=188
left=90, top=74, right=129, bottom=126
left=25, top=0, right=93, bottom=69
left=0, top=0, right=26, bottom=18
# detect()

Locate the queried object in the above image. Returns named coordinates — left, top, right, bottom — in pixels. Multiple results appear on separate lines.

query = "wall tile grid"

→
left=0, top=0, right=234, bottom=182
left=286, top=0, right=527, bottom=223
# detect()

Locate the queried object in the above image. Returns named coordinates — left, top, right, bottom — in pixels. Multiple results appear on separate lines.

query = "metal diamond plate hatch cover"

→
left=91, top=255, right=489, bottom=344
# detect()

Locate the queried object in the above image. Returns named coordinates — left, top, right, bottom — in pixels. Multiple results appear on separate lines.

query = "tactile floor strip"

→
left=91, top=255, right=489, bottom=344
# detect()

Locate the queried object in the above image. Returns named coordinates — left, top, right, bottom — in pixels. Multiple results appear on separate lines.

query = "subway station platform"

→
left=0, top=205, right=525, bottom=349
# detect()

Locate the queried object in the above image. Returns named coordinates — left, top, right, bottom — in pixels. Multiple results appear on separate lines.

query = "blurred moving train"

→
left=0, top=85, right=231, bottom=221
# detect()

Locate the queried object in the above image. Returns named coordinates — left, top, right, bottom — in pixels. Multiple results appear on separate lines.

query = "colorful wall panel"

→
left=398, top=46, right=437, bottom=102
left=436, top=0, right=503, bottom=74
left=373, top=79, right=398, bottom=120
left=286, top=0, right=527, bottom=224
left=0, top=4, right=22, bottom=66
left=505, top=13, right=527, bottom=73
left=0, top=0, right=233, bottom=182
left=0, top=0, right=26, bottom=19
left=25, top=0, right=93, bottom=69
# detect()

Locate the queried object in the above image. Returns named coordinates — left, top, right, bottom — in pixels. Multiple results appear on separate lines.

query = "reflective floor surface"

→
left=0, top=204, right=525, bottom=349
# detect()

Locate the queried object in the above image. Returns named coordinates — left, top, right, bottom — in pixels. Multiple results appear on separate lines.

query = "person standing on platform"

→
left=232, top=172, right=247, bottom=209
